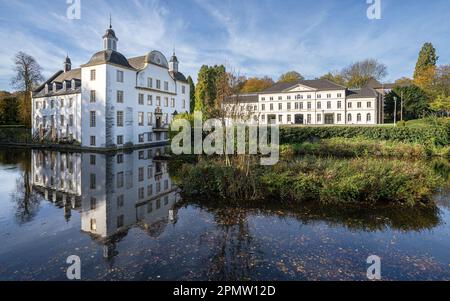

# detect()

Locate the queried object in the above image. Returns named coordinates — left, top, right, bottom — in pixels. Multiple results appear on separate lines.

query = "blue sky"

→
left=0, top=0, right=449, bottom=91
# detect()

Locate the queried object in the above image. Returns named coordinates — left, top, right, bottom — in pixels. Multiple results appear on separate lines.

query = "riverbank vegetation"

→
left=171, top=156, right=444, bottom=208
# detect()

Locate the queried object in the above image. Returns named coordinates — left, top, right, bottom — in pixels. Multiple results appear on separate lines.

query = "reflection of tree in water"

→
left=3, top=149, right=41, bottom=224
left=182, top=195, right=442, bottom=280
left=194, top=205, right=263, bottom=281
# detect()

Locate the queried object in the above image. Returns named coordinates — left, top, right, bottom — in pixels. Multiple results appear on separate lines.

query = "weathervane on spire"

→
left=109, top=13, right=112, bottom=29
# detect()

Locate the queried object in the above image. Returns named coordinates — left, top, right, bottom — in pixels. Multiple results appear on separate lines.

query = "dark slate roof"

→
left=103, top=28, right=117, bottom=40
left=169, top=71, right=188, bottom=83
left=127, top=55, right=146, bottom=69
left=33, top=68, right=81, bottom=96
left=225, top=94, right=259, bottom=103
left=54, top=68, right=81, bottom=82
left=262, top=79, right=346, bottom=93
left=82, top=50, right=133, bottom=69
left=346, top=86, right=378, bottom=99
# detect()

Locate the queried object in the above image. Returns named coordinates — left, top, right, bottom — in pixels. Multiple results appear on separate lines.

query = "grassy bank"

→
left=280, top=137, right=450, bottom=158
left=172, top=156, right=443, bottom=208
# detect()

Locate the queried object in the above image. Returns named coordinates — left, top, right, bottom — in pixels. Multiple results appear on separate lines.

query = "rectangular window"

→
left=357, top=102, right=362, bottom=108
left=117, top=90, right=124, bottom=103
left=138, top=167, right=144, bottom=182
left=60, top=99, right=64, bottom=107
left=147, top=95, right=153, bottom=105
left=270, top=104, right=273, bottom=111
left=69, top=114, right=74, bottom=126
left=90, top=136, right=96, bottom=146
left=147, top=77, right=153, bottom=88
left=138, top=112, right=144, bottom=126
left=117, top=153, right=123, bottom=164
left=171, top=98, right=175, bottom=107
left=317, top=102, right=321, bottom=109
left=300, top=102, right=304, bottom=110
left=156, top=96, right=161, bottom=106
left=278, top=96, right=282, bottom=101
left=307, top=102, right=311, bottom=110
left=156, top=80, right=161, bottom=89
left=164, top=97, right=169, bottom=107
left=327, top=101, right=331, bottom=109
left=348, top=102, right=352, bottom=108
left=317, top=94, right=322, bottom=99
left=147, top=184, right=153, bottom=197
left=367, top=101, right=372, bottom=108
left=90, top=155, right=96, bottom=165
left=90, top=69, right=96, bottom=81
left=182, top=86, right=186, bottom=94
left=90, top=173, right=96, bottom=189
left=327, top=94, right=331, bottom=98
left=117, top=215, right=124, bottom=228
left=69, top=98, right=73, bottom=108
left=278, top=115, right=282, bottom=123
left=317, top=114, right=322, bottom=122
left=278, top=103, right=282, bottom=110
left=117, top=135, right=123, bottom=145
left=117, top=172, right=124, bottom=188
left=147, top=112, right=152, bottom=126
left=337, top=113, right=342, bottom=122
left=182, top=99, right=186, bottom=109
left=60, top=115, right=64, bottom=126
left=287, top=103, right=291, bottom=110
left=90, top=219, right=96, bottom=231
left=307, top=114, right=311, bottom=124
left=90, top=197, right=96, bottom=210
left=117, top=111, right=124, bottom=127
left=337, top=101, right=342, bottom=109
left=90, top=111, right=96, bottom=127
left=138, top=134, right=144, bottom=143
left=337, top=93, right=342, bottom=98
left=164, top=81, right=169, bottom=91
left=287, top=115, right=291, bottom=123
left=117, top=70, right=124, bottom=83
left=90, top=90, right=96, bottom=102
left=261, top=104, right=265, bottom=111
left=117, top=195, right=124, bottom=208
left=138, top=94, right=144, bottom=105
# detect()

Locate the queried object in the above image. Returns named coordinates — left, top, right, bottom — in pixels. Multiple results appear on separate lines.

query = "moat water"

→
left=0, top=147, right=449, bottom=280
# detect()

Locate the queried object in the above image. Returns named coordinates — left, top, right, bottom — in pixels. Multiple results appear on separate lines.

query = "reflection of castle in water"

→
left=31, top=147, right=180, bottom=247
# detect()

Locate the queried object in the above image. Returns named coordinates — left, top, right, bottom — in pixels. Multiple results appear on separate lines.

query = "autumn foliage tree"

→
left=10, top=52, right=44, bottom=127
left=240, top=76, right=274, bottom=93
left=278, top=71, right=304, bottom=83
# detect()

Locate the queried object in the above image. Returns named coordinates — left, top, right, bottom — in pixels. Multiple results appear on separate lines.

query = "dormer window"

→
left=44, top=84, right=49, bottom=94
left=53, top=83, right=57, bottom=91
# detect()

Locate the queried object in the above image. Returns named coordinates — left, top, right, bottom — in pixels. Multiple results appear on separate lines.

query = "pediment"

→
left=285, top=84, right=317, bottom=92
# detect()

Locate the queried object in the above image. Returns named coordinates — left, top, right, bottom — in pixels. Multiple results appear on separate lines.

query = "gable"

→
left=285, top=84, right=317, bottom=92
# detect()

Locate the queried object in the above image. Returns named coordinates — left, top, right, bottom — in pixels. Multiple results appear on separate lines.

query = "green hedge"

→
left=280, top=125, right=449, bottom=147
left=0, top=127, right=31, bottom=143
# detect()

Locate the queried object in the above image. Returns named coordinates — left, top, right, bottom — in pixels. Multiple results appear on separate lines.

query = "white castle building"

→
left=31, top=148, right=180, bottom=254
left=225, top=79, right=391, bottom=125
left=32, top=22, right=190, bottom=148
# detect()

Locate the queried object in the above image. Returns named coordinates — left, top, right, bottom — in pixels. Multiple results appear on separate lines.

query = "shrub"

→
left=280, top=125, right=449, bottom=147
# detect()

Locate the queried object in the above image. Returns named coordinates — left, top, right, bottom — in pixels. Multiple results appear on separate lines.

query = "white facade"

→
left=32, top=24, right=190, bottom=148
left=225, top=80, right=381, bottom=126
left=31, top=147, right=180, bottom=246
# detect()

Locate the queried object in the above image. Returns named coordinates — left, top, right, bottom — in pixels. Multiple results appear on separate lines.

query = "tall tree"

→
left=384, top=85, right=429, bottom=121
left=278, top=71, right=304, bottom=83
left=194, top=65, right=226, bottom=118
left=187, top=76, right=195, bottom=113
left=10, top=52, right=44, bottom=127
left=0, top=92, right=20, bottom=125
left=240, top=76, right=274, bottom=93
left=413, top=43, right=438, bottom=81
left=341, top=59, right=387, bottom=88
left=320, top=72, right=346, bottom=86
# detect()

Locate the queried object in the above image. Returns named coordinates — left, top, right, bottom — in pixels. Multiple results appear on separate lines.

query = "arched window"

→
left=366, top=113, right=371, bottom=122
left=347, top=113, right=352, bottom=122
left=357, top=113, right=361, bottom=122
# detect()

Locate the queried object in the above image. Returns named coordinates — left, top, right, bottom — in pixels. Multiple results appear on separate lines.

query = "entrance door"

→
left=324, top=114, right=334, bottom=125
left=267, top=114, right=277, bottom=125
left=294, top=114, right=304, bottom=124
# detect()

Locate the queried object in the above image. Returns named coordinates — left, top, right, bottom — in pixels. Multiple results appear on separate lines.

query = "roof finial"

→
left=109, top=13, right=112, bottom=29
